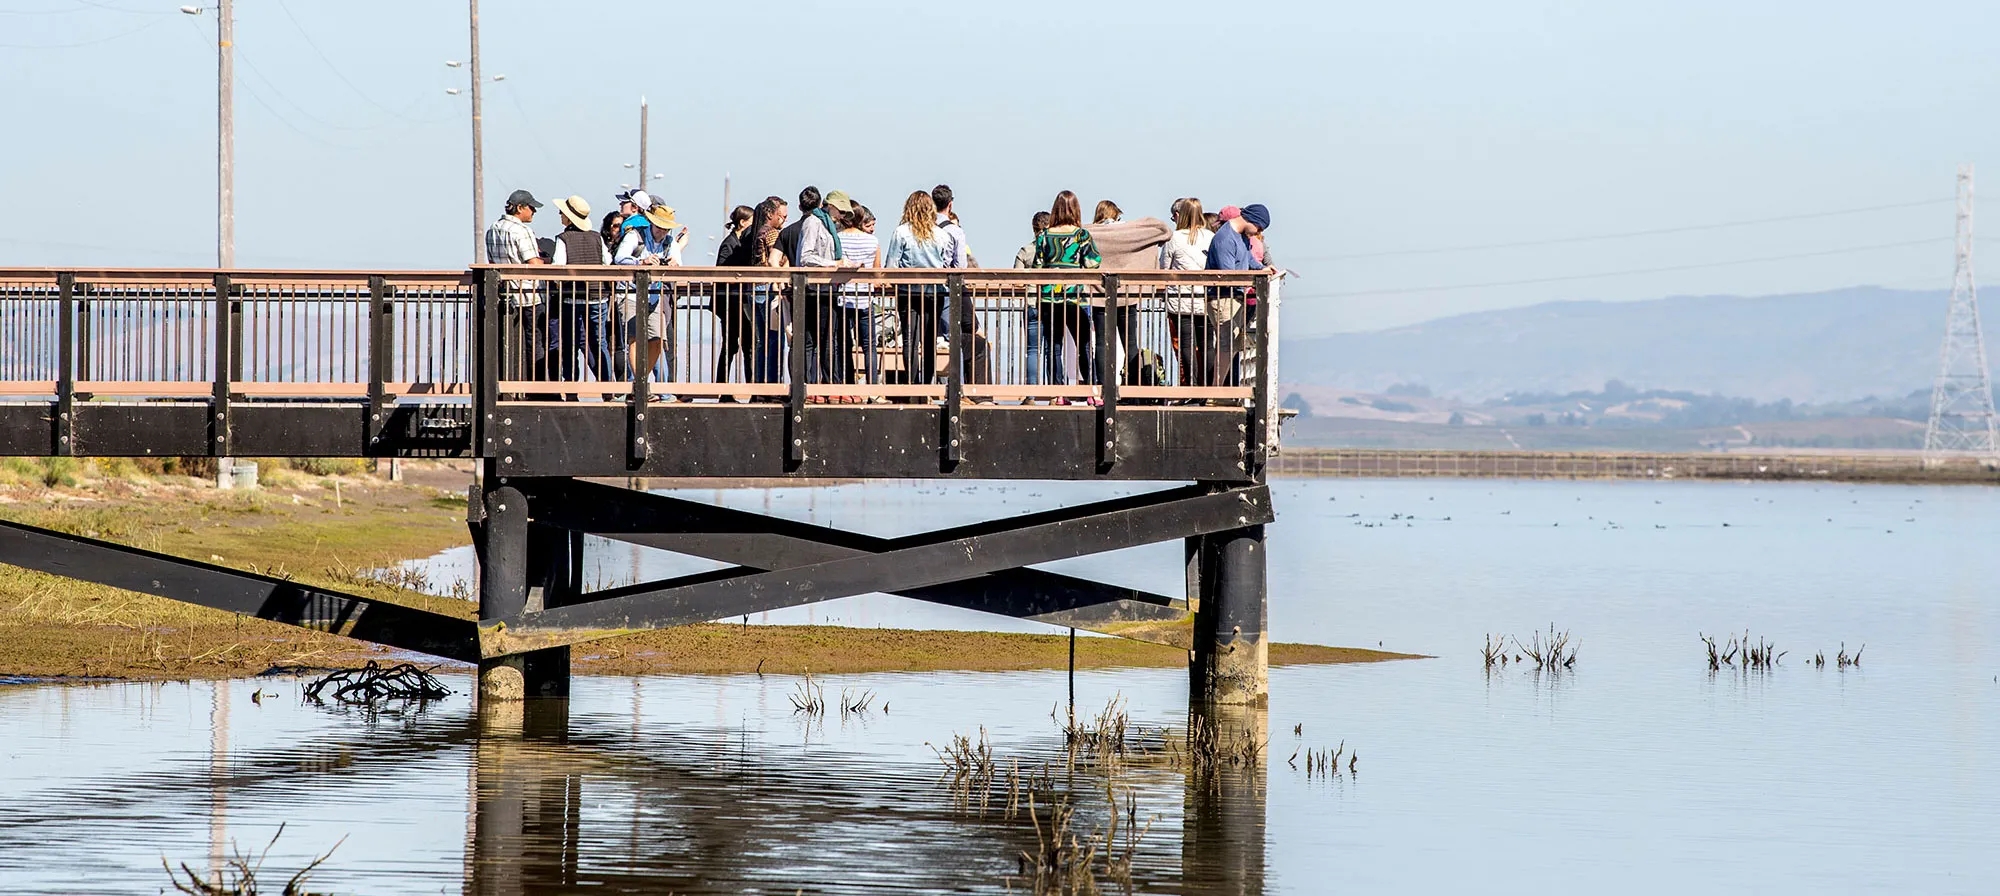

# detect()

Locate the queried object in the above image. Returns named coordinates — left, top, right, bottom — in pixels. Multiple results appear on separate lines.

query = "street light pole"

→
left=217, top=0, right=234, bottom=269
left=468, top=0, right=485, bottom=261
left=639, top=96, right=648, bottom=198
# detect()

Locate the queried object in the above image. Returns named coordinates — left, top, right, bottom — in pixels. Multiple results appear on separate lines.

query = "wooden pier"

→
left=0, top=265, right=1282, bottom=706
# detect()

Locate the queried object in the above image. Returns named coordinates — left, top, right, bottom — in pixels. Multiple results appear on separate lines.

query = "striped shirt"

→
left=837, top=230, right=881, bottom=308
left=483, top=214, right=541, bottom=305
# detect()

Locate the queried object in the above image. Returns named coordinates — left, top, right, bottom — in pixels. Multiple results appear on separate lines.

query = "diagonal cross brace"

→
left=516, top=479, right=1200, bottom=645
left=481, top=482, right=1271, bottom=656
left=0, top=519, right=480, bottom=663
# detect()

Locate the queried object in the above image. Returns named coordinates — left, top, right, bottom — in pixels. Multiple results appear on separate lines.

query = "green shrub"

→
left=40, top=458, right=79, bottom=488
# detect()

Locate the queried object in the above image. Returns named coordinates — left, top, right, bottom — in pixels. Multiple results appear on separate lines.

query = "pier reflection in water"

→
left=465, top=694, right=1267, bottom=894
left=0, top=670, right=1267, bottom=895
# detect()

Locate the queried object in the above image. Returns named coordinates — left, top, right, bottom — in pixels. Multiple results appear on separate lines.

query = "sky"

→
left=4, top=0, right=1999, bottom=336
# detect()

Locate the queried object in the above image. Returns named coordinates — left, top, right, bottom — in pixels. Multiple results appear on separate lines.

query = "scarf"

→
left=622, top=216, right=665, bottom=255
left=811, top=208, right=843, bottom=261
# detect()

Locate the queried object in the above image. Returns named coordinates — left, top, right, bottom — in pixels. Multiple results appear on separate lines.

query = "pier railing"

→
left=0, top=266, right=1276, bottom=465
left=472, top=266, right=1271, bottom=405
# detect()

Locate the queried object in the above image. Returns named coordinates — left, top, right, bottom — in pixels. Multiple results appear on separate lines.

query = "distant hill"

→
left=1280, top=286, right=1959, bottom=403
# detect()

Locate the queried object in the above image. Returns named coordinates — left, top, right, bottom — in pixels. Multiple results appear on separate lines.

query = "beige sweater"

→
left=1086, top=218, right=1172, bottom=271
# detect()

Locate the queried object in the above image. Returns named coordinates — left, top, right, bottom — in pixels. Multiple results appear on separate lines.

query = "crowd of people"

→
left=482, top=184, right=1273, bottom=400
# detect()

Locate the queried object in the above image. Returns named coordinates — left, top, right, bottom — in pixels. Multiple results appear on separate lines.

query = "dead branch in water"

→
left=162, top=823, right=343, bottom=896
left=302, top=662, right=449, bottom=704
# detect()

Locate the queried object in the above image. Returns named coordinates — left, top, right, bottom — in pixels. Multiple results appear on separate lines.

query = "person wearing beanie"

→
left=1204, top=202, right=1272, bottom=388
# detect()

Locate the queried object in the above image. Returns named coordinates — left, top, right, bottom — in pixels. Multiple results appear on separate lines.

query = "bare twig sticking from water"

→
left=1513, top=625, right=1578, bottom=671
left=930, top=727, right=999, bottom=812
left=162, top=822, right=343, bottom=896
left=838, top=687, right=876, bottom=717
left=302, top=662, right=449, bottom=704
left=1701, top=631, right=1786, bottom=671
left=1482, top=633, right=1511, bottom=669
left=788, top=672, right=826, bottom=718
left=1059, top=696, right=1132, bottom=770
left=1834, top=642, right=1865, bottom=669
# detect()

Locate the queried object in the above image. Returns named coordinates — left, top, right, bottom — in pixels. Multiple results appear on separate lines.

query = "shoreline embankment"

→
left=1270, top=448, right=2000, bottom=485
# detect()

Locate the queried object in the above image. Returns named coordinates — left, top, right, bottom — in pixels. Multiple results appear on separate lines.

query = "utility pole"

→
left=723, top=172, right=731, bottom=220
left=468, top=0, right=485, bottom=261
left=216, top=0, right=233, bottom=269
left=1924, top=164, right=1998, bottom=466
left=639, top=96, right=648, bottom=197
left=183, top=0, right=237, bottom=486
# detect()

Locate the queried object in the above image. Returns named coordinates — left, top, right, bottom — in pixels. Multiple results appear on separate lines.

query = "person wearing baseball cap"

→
left=482, top=189, right=551, bottom=397
left=1203, top=202, right=1272, bottom=391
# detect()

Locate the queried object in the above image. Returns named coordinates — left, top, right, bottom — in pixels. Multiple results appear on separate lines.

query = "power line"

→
left=1293, top=198, right=1956, bottom=262
left=0, top=0, right=175, bottom=15
left=496, top=79, right=563, bottom=174
left=271, top=0, right=450, bottom=124
left=0, top=14, right=161, bottom=46
left=1289, top=237, right=1952, bottom=300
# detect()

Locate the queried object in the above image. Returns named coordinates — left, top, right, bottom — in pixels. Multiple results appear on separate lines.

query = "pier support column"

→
left=1190, top=524, right=1268, bottom=707
left=476, top=478, right=571, bottom=703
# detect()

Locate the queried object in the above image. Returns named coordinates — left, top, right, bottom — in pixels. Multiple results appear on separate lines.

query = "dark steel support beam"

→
left=516, top=479, right=1196, bottom=645
left=0, top=518, right=478, bottom=662
left=482, top=481, right=1270, bottom=656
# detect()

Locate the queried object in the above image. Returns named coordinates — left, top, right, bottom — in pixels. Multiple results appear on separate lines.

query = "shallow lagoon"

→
left=3, top=478, right=1996, bottom=893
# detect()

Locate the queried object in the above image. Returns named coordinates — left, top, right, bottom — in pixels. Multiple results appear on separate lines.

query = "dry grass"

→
left=0, top=465, right=474, bottom=679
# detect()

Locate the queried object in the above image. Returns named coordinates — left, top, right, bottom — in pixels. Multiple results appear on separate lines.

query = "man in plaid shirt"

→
left=482, top=189, right=551, bottom=395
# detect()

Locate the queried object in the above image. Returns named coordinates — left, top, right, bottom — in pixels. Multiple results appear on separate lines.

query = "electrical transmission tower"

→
left=1924, top=164, right=1999, bottom=465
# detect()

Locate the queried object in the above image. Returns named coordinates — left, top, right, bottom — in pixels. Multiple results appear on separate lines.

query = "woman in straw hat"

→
left=548, top=195, right=627, bottom=391
left=628, top=199, right=688, bottom=378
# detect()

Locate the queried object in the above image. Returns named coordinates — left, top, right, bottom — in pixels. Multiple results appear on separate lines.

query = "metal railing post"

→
left=1097, top=274, right=1121, bottom=469
left=210, top=274, right=234, bottom=457
left=1246, top=273, right=1273, bottom=478
left=366, top=275, right=390, bottom=454
left=786, top=271, right=808, bottom=466
left=476, top=269, right=499, bottom=458
left=944, top=273, right=967, bottom=467
left=629, top=269, right=651, bottom=463
left=55, top=272, right=75, bottom=456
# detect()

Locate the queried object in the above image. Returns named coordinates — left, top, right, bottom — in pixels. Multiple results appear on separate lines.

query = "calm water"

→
left=3, top=478, right=1998, bottom=893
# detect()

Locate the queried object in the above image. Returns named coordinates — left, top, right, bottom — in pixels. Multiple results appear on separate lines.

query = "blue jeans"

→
left=749, top=287, right=785, bottom=383
left=1022, top=306, right=1043, bottom=385
left=550, top=301, right=628, bottom=384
